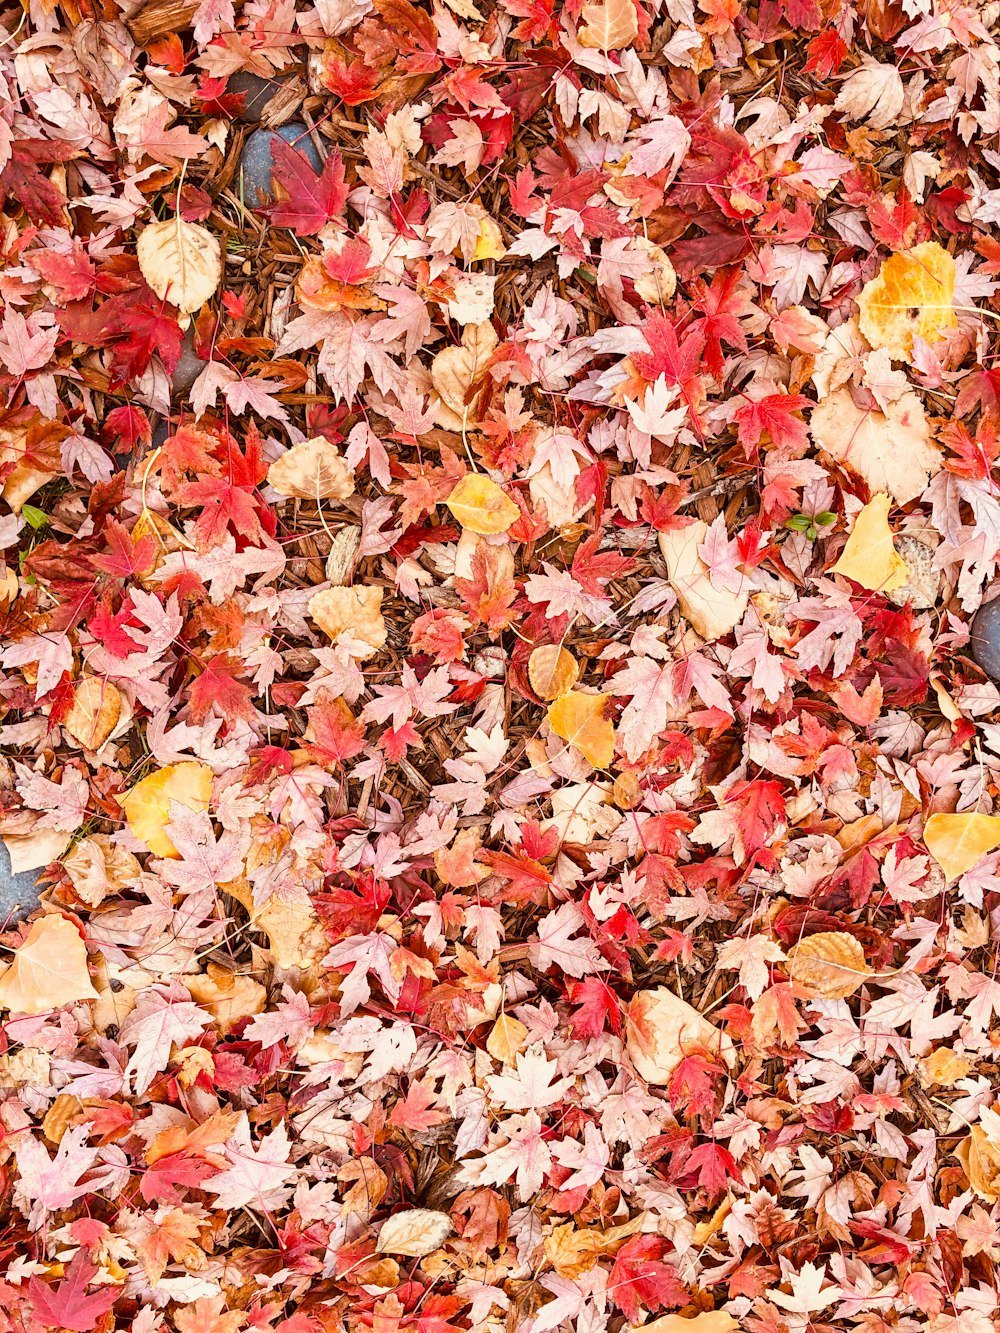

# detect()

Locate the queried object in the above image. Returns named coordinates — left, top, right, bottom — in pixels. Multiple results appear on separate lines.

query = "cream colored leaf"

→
left=308, top=586, right=387, bottom=659
left=830, top=493, right=909, bottom=593
left=63, top=677, right=122, bottom=750
left=445, top=474, right=519, bottom=535
left=547, top=690, right=615, bottom=768
left=528, top=645, right=579, bottom=700
left=268, top=437, right=356, bottom=501
left=786, top=931, right=870, bottom=999
left=810, top=386, right=940, bottom=504
left=626, top=987, right=735, bottom=1085
left=377, top=1208, right=453, bottom=1257
left=924, top=811, right=1000, bottom=882
left=0, top=915, right=99, bottom=1015
left=578, top=0, right=638, bottom=49
left=659, top=521, right=747, bottom=641
left=121, top=762, right=213, bottom=859
left=137, top=218, right=222, bottom=315
left=857, top=241, right=957, bottom=362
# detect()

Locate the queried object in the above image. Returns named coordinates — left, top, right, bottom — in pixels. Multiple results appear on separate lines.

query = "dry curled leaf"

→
left=547, top=690, right=615, bottom=768
left=830, top=493, right=909, bottom=594
left=0, top=915, right=99, bottom=1016
left=136, top=218, right=222, bottom=316
left=857, top=241, right=957, bottom=363
left=577, top=0, right=639, bottom=49
left=63, top=676, right=122, bottom=751
left=528, top=645, right=579, bottom=700
left=308, top=585, right=387, bottom=658
left=958, top=1125, right=1000, bottom=1200
left=626, top=987, right=736, bottom=1084
left=924, top=812, right=1000, bottom=882
left=376, top=1208, right=453, bottom=1257
left=786, top=931, right=870, bottom=999
left=268, top=436, right=355, bottom=501
left=121, top=762, right=213, bottom=859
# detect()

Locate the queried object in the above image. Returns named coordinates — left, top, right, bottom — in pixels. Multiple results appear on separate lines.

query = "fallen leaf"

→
left=659, top=521, right=748, bottom=640
left=63, top=677, right=122, bottom=750
left=830, top=493, right=909, bottom=593
left=857, top=241, right=957, bottom=362
left=786, top=931, right=870, bottom=999
left=121, top=762, right=213, bottom=859
left=486, top=1013, right=528, bottom=1065
left=268, top=437, right=355, bottom=501
left=528, top=645, right=579, bottom=700
left=578, top=0, right=639, bottom=49
left=639, top=1315, right=738, bottom=1333
left=431, top=321, right=497, bottom=427
left=445, top=474, right=519, bottom=536
left=924, top=812, right=1000, bottom=882
left=626, top=987, right=735, bottom=1084
left=308, top=585, right=387, bottom=658
left=136, top=217, right=221, bottom=316
left=0, top=915, right=99, bottom=1015
left=809, top=387, right=940, bottom=505
left=547, top=691, right=615, bottom=768
left=376, top=1208, right=453, bottom=1257
left=958, top=1125, right=1000, bottom=1200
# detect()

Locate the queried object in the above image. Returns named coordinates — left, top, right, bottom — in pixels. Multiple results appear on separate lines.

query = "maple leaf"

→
left=264, top=141, right=349, bottom=234
left=206, top=1116, right=296, bottom=1210
left=734, top=392, right=809, bottom=459
left=188, top=654, right=257, bottom=723
left=27, top=1251, right=118, bottom=1331
left=0, top=138, right=78, bottom=225
left=120, top=982, right=212, bottom=1095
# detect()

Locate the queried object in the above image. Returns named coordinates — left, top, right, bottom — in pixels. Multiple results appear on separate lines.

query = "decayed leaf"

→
left=830, top=493, right=909, bottom=593
left=121, top=762, right=213, bottom=859
left=577, top=0, right=639, bottom=49
left=308, top=586, right=387, bottom=658
left=376, top=1208, right=453, bottom=1257
left=809, top=387, right=940, bottom=505
left=445, top=474, right=519, bottom=536
left=268, top=436, right=355, bottom=501
left=786, top=931, right=870, bottom=999
left=63, top=677, right=122, bottom=750
left=0, top=915, right=99, bottom=1015
left=626, top=987, right=736, bottom=1084
left=547, top=691, right=615, bottom=768
left=136, top=218, right=222, bottom=315
left=528, top=645, right=579, bottom=700
left=431, top=321, right=497, bottom=426
left=857, top=241, right=957, bottom=362
left=659, top=521, right=748, bottom=641
left=924, top=812, right=1000, bottom=882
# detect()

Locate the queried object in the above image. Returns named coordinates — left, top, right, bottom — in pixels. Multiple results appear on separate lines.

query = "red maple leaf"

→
left=265, top=141, right=349, bottom=236
left=675, top=1141, right=743, bottom=1199
left=568, top=977, right=623, bottom=1039
left=607, top=1236, right=688, bottom=1321
left=571, top=533, right=633, bottom=594
left=631, top=311, right=706, bottom=425
left=188, top=654, right=256, bottom=723
left=305, top=691, right=367, bottom=765
left=726, top=779, right=786, bottom=859
left=93, top=520, right=156, bottom=579
left=28, top=1252, right=119, bottom=1331
left=177, top=435, right=268, bottom=549
left=0, top=139, right=78, bottom=225
left=734, top=393, right=808, bottom=459
left=139, top=1151, right=218, bottom=1204
left=108, top=301, right=184, bottom=391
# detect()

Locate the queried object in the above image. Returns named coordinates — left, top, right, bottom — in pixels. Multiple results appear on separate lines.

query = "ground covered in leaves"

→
left=5, top=1, right=1000, bottom=1332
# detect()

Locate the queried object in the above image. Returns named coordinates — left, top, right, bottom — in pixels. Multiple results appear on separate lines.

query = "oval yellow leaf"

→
left=136, top=218, right=222, bottom=316
left=0, top=915, right=99, bottom=1016
left=924, top=811, right=1000, bottom=882
left=445, top=474, right=519, bottom=536
left=486, top=1013, right=528, bottom=1065
left=63, top=677, right=122, bottom=751
left=786, top=931, right=870, bottom=999
left=547, top=691, right=615, bottom=768
left=857, top=241, right=956, bottom=363
left=830, top=493, right=909, bottom=593
left=121, top=762, right=213, bottom=859
left=528, top=645, right=579, bottom=700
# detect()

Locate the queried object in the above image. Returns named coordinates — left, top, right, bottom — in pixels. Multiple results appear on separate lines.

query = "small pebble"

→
left=227, top=70, right=286, bottom=124
left=972, top=594, right=1000, bottom=681
left=887, top=536, right=939, bottom=610
left=239, top=122, right=323, bottom=204
left=0, top=840, right=44, bottom=924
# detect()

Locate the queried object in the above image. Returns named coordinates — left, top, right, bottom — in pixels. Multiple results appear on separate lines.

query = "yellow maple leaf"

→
left=121, top=762, right=213, bottom=858
left=857, top=240, right=957, bottom=362
left=924, top=811, right=1000, bottom=882
left=830, top=492, right=909, bottom=593
left=445, top=474, right=519, bottom=535
left=547, top=691, right=615, bottom=768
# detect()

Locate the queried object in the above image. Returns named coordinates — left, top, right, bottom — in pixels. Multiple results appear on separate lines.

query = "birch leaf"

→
left=547, top=691, right=615, bottom=768
left=137, top=218, right=222, bottom=315
left=830, top=493, right=909, bottom=593
left=578, top=0, right=638, bottom=49
left=924, top=812, right=1000, bottom=882
left=857, top=241, right=957, bottom=362
left=0, top=915, right=99, bottom=1015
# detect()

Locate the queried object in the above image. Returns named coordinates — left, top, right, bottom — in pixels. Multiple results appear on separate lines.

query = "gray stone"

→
left=239, top=123, right=323, bottom=205
left=172, top=329, right=206, bottom=397
left=227, top=71, right=286, bottom=124
left=0, top=840, right=44, bottom=925
left=972, top=594, right=1000, bottom=681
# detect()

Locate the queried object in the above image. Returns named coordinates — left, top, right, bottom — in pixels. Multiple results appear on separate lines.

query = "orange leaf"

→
left=547, top=691, right=615, bottom=768
left=528, top=644, right=579, bottom=700
left=0, top=915, right=99, bottom=1015
left=924, top=812, right=1000, bottom=882
left=857, top=241, right=957, bottom=362
left=445, top=474, right=519, bottom=535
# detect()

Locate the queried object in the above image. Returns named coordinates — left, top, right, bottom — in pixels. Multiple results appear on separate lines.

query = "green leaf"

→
left=21, top=504, right=48, bottom=531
